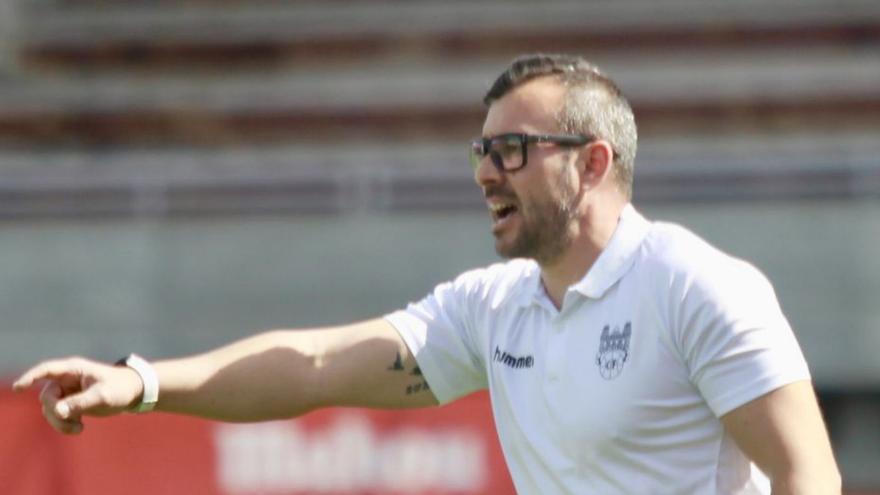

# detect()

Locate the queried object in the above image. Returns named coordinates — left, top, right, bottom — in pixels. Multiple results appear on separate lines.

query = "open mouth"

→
left=490, top=203, right=519, bottom=223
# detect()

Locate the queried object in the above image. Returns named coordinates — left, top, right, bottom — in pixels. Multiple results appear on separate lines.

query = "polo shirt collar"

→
left=571, top=203, right=650, bottom=299
left=511, top=203, right=650, bottom=307
left=513, top=261, right=544, bottom=307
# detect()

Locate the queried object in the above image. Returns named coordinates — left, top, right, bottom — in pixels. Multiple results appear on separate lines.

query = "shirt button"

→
left=548, top=373, right=559, bottom=382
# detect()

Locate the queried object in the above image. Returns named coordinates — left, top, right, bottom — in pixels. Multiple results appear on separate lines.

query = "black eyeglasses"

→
left=469, top=133, right=594, bottom=173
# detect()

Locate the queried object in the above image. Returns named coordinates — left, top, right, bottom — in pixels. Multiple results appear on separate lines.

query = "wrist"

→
left=115, top=353, right=159, bottom=413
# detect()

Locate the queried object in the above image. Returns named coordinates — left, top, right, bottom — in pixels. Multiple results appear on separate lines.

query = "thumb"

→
left=57, top=385, right=106, bottom=419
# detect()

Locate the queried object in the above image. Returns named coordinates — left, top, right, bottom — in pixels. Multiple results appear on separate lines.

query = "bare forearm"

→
left=14, top=318, right=432, bottom=435
left=154, top=329, right=323, bottom=422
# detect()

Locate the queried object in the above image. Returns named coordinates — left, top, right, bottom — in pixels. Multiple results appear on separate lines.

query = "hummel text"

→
left=493, top=346, right=534, bottom=369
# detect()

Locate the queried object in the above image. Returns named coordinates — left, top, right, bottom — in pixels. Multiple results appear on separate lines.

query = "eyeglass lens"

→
left=470, top=135, right=523, bottom=172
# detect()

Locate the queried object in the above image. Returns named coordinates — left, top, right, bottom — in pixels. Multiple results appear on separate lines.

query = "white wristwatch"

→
left=116, top=353, right=159, bottom=413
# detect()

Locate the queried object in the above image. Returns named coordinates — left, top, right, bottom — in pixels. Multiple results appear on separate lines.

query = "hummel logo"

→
left=493, top=346, right=534, bottom=369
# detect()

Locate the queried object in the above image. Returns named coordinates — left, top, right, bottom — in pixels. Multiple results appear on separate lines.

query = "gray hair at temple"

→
left=483, top=54, right=638, bottom=200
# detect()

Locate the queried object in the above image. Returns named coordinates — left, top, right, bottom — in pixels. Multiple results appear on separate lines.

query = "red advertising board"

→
left=0, top=387, right=515, bottom=495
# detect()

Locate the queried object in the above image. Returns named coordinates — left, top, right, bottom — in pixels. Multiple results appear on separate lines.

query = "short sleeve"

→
left=676, top=259, right=811, bottom=417
left=384, top=274, right=489, bottom=404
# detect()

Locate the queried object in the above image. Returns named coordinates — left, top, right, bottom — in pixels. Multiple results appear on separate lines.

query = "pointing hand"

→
left=13, top=357, right=144, bottom=434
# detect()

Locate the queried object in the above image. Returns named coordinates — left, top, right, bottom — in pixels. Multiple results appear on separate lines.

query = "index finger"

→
left=12, top=358, right=85, bottom=392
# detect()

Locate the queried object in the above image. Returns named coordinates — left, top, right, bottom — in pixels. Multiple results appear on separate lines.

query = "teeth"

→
left=489, top=203, right=513, bottom=213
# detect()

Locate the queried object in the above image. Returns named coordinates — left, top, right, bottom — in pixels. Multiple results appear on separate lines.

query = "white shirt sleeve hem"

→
left=709, top=372, right=812, bottom=417
left=384, top=311, right=460, bottom=405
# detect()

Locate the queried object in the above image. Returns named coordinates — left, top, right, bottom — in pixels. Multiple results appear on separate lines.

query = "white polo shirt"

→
left=385, top=204, right=810, bottom=495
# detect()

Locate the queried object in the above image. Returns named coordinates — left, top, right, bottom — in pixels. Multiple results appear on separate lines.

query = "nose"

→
left=473, top=153, right=504, bottom=188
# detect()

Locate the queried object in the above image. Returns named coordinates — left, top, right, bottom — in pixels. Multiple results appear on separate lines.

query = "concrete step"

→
left=0, top=47, right=877, bottom=145
left=0, top=132, right=877, bottom=219
left=12, top=0, right=880, bottom=70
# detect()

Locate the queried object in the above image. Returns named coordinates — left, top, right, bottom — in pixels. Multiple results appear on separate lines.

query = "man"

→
left=14, top=54, right=840, bottom=494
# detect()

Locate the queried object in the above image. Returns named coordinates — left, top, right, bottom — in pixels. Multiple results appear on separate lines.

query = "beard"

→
left=493, top=172, right=579, bottom=265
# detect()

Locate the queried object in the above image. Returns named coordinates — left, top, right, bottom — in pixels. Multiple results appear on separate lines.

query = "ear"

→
left=577, top=140, right=614, bottom=189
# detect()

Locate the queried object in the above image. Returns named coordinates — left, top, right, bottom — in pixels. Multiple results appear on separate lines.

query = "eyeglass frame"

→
left=469, top=133, right=595, bottom=173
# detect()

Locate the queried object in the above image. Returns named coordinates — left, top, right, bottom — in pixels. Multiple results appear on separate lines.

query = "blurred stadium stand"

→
left=0, top=0, right=878, bottom=215
left=1, top=0, right=878, bottom=490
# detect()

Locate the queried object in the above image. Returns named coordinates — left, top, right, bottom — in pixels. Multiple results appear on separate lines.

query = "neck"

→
left=539, top=200, right=627, bottom=309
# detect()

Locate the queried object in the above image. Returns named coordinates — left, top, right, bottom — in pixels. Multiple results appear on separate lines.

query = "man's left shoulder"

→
left=641, top=221, right=758, bottom=275
left=635, top=220, right=776, bottom=302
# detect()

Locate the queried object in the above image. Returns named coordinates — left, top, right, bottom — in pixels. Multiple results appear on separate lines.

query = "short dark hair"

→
left=483, top=54, right=637, bottom=199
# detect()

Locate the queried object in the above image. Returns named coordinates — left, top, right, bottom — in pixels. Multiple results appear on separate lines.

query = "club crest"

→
left=595, top=322, right=632, bottom=380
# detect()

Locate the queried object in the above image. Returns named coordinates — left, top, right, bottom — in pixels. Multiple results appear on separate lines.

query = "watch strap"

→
left=116, top=353, right=159, bottom=413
